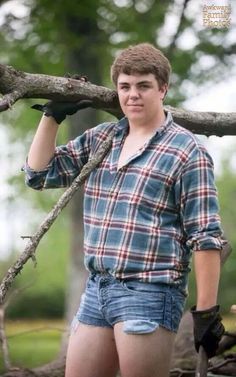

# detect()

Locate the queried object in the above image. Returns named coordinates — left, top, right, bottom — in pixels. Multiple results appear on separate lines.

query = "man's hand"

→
left=191, top=305, right=225, bottom=358
left=31, top=73, right=92, bottom=124
left=31, top=99, right=93, bottom=124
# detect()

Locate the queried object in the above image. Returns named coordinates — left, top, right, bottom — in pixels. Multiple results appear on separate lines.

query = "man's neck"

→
left=128, top=111, right=166, bottom=137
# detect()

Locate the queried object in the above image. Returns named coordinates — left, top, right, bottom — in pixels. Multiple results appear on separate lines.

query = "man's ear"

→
left=160, top=84, right=168, bottom=100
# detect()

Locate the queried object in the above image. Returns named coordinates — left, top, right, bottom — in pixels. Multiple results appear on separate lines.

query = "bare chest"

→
left=117, top=135, right=151, bottom=170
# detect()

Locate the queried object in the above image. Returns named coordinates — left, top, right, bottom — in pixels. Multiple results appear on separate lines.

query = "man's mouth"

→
left=127, top=104, right=143, bottom=107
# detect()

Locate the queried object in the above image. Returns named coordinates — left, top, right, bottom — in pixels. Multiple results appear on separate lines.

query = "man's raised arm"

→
left=28, top=115, right=59, bottom=171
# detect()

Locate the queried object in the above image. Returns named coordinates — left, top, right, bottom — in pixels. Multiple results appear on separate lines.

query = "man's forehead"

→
left=117, top=72, right=156, bottom=84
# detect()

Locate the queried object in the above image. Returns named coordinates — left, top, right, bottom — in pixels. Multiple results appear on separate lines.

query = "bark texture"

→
left=1, top=64, right=236, bottom=135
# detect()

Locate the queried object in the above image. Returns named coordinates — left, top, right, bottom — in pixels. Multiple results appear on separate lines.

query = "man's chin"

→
left=127, top=112, right=145, bottom=122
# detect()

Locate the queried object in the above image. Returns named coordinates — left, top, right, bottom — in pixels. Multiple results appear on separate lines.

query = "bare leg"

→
left=65, top=323, right=119, bottom=377
left=114, top=322, right=175, bottom=377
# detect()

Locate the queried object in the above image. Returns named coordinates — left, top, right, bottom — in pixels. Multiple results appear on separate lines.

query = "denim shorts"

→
left=71, top=273, right=186, bottom=335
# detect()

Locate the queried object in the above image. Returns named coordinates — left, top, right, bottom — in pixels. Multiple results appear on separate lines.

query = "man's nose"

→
left=129, top=86, right=139, bottom=98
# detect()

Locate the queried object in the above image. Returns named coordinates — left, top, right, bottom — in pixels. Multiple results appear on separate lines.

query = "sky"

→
left=0, top=0, right=236, bottom=260
left=184, top=78, right=236, bottom=173
left=181, top=0, right=236, bottom=173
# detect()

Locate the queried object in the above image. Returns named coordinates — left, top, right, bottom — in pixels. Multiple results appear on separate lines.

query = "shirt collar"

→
left=113, top=111, right=173, bottom=139
left=155, top=111, right=173, bottom=137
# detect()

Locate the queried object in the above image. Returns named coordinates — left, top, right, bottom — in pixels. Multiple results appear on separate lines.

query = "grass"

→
left=0, top=319, right=67, bottom=373
left=222, top=313, right=236, bottom=335
left=0, top=315, right=235, bottom=374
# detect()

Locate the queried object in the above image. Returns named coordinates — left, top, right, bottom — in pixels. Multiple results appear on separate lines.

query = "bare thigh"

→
left=65, top=322, right=119, bottom=377
left=114, top=322, right=176, bottom=377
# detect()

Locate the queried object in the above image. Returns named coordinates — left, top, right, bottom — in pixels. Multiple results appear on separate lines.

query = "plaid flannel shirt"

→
left=24, top=112, right=224, bottom=294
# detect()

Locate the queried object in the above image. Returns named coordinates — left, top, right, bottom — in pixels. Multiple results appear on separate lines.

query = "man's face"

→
left=117, top=73, right=167, bottom=126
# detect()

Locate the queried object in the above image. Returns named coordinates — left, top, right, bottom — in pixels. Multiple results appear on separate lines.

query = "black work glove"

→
left=31, top=73, right=92, bottom=124
left=191, top=305, right=225, bottom=358
left=31, top=99, right=93, bottom=124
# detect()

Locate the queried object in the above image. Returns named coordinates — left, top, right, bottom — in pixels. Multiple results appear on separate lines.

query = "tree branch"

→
left=0, top=129, right=115, bottom=305
left=0, top=63, right=121, bottom=118
left=0, top=305, right=11, bottom=370
left=1, top=63, right=236, bottom=136
left=165, top=105, right=236, bottom=136
left=167, top=0, right=191, bottom=57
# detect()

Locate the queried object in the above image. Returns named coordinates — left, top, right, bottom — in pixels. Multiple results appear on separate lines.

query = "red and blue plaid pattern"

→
left=24, top=112, right=224, bottom=294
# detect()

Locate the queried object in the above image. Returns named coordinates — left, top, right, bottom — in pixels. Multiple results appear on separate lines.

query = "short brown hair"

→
left=111, top=43, right=171, bottom=88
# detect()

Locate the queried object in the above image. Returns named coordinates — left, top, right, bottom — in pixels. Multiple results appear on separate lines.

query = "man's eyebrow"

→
left=118, top=80, right=153, bottom=85
left=117, top=81, right=130, bottom=85
left=137, top=80, right=153, bottom=85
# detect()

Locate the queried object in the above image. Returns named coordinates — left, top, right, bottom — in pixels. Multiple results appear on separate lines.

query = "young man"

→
left=24, top=43, right=225, bottom=377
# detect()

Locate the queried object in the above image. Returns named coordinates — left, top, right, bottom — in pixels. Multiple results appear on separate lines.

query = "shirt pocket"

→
left=129, top=167, right=175, bottom=210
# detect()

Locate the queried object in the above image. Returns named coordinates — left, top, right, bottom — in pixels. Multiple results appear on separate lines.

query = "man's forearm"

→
left=194, top=249, right=221, bottom=310
left=28, top=115, right=59, bottom=171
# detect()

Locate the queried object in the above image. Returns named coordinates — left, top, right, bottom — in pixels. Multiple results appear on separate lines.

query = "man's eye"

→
left=139, top=84, right=150, bottom=89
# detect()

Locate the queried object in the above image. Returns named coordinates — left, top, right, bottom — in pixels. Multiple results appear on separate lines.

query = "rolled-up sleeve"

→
left=179, top=145, right=225, bottom=251
left=22, top=128, right=92, bottom=190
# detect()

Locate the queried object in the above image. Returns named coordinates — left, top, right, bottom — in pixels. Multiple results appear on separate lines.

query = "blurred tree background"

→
left=0, top=0, right=235, bottom=326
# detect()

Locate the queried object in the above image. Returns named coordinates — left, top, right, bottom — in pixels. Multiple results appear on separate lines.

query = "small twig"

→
left=0, top=282, right=39, bottom=372
left=208, top=355, right=236, bottom=372
left=195, top=346, right=208, bottom=377
left=170, top=354, right=236, bottom=376
left=170, top=367, right=195, bottom=376
left=0, top=304, right=11, bottom=370
left=0, top=90, right=25, bottom=111
left=0, top=129, right=115, bottom=305
left=7, top=326, right=66, bottom=339
left=167, top=0, right=191, bottom=57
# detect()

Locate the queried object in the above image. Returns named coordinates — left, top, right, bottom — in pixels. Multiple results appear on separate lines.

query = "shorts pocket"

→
left=121, top=280, right=166, bottom=299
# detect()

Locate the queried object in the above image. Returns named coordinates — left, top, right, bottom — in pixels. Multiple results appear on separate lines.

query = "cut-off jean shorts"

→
left=71, top=273, right=186, bottom=335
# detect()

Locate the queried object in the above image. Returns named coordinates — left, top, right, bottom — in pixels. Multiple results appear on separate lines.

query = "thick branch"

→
left=1, top=64, right=236, bottom=136
left=0, top=63, right=121, bottom=118
left=165, top=105, right=236, bottom=137
left=0, top=129, right=115, bottom=305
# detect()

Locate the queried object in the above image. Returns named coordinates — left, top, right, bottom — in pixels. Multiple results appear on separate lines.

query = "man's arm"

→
left=28, top=97, right=93, bottom=171
left=178, top=144, right=225, bottom=357
left=191, top=249, right=224, bottom=358
left=28, top=115, right=59, bottom=171
left=194, top=249, right=221, bottom=310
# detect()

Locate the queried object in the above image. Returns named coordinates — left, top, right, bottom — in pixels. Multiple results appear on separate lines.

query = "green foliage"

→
left=6, top=288, right=65, bottom=319
left=0, top=320, right=64, bottom=373
left=185, top=150, right=236, bottom=313
left=216, top=154, right=236, bottom=312
left=0, top=0, right=235, bottom=319
left=1, top=215, right=70, bottom=319
left=1, top=1, right=234, bottom=103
